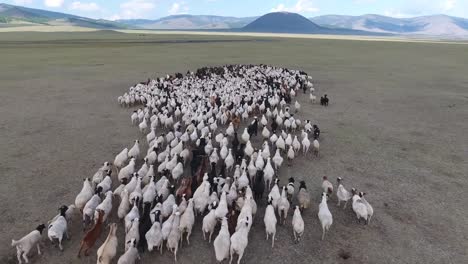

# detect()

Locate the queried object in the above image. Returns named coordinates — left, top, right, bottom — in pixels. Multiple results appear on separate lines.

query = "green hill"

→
left=0, top=3, right=126, bottom=29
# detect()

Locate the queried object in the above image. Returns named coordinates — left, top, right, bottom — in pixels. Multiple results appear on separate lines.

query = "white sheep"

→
left=117, top=238, right=139, bottom=264
left=317, top=193, right=333, bottom=240
left=322, top=176, right=333, bottom=195
left=118, top=189, right=131, bottom=220
left=124, top=201, right=140, bottom=233
left=11, top=224, right=46, bottom=264
left=83, top=194, right=101, bottom=230
left=263, top=195, right=277, bottom=248
left=114, top=148, right=128, bottom=172
left=360, top=191, right=374, bottom=224
left=336, top=177, right=352, bottom=208
left=97, top=223, right=118, bottom=264
left=277, top=186, right=290, bottom=225
left=48, top=205, right=69, bottom=251
left=268, top=178, right=281, bottom=210
left=202, top=202, right=218, bottom=242
left=125, top=219, right=140, bottom=251
left=179, top=198, right=195, bottom=245
left=146, top=220, right=163, bottom=253
left=229, top=217, right=250, bottom=264
left=292, top=206, right=304, bottom=243
left=352, top=189, right=368, bottom=224
left=92, top=162, right=112, bottom=185
left=95, top=191, right=113, bottom=223
left=313, top=139, right=320, bottom=157
left=75, top=178, right=93, bottom=211
left=166, top=212, right=181, bottom=261
left=213, top=217, right=230, bottom=262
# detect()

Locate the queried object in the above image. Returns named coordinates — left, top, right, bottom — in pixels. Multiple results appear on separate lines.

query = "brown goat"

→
left=77, top=209, right=105, bottom=257
left=176, top=177, right=192, bottom=202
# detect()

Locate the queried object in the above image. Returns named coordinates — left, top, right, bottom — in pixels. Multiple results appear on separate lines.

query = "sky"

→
left=4, top=0, right=468, bottom=20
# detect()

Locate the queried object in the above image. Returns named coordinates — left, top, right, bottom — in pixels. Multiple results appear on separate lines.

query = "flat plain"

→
left=0, top=31, right=467, bottom=264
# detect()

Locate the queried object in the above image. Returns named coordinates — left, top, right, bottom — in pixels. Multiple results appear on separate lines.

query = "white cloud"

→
left=118, top=0, right=157, bottom=19
left=441, top=0, right=456, bottom=11
left=168, top=2, right=189, bottom=15
left=383, top=9, right=413, bottom=18
left=69, top=1, right=100, bottom=12
left=44, top=0, right=64, bottom=8
left=271, top=0, right=319, bottom=13
left=13, top=0, right=34, bottom=5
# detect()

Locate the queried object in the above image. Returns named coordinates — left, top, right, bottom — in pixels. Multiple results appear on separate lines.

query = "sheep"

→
left=292, top=136, right=301, bottom=153
left=336, top=177, right=352, bottom=209
left=145, top=212, right=163, bottom=253
left=125, top=219, right=140, bottom=251
left=213, top=217, right=231, bottom=262
left=301, top=135, right=310, bottom=156
left=75, top=178, right=93, bottom=211
left=117, top=238, right=140, bottom=264
left=48, top=205, right=69, bottom=251
left=95, top=191, right=113, bottom=223
left=124, top=173, right=138, bottom=194
left=114, top=148, right=129, bottom=172
left=241, top=128, right=250, bottom=143
left=138, top=202, right=153, bottom=252
left=202, top=201, right=218, bottom=242
left=359, top=191, right=374, bottom=224
left=97, top=223, right=118, bottom=264
left=237, top=170, right=250, bottom=190
left=286, top=177, right=295, bottom=202
left=119, top=158, right=136, bottom=183
left=179, top=198, right=195, bottom=246
left=294, top=100, right=301, bottom=112
left=236, top=196, right=253, bottom=232
left=309, top=92, right=316, bottom=103
left=215, top=191, right=228, bottom=220
left=92, top=162, right=112, bottom=185
left=263, top=195, right=277, bottom=248
left=162, top=205, right=178, bottom=244
left=125, top=200, right=140, bottom=233
left=313, top=139, right=320, bottom=157
left=172, top=162, right=184, bottom=182
left=11, top=224, right=46, bottom=264
left=272, top=149, right=283, bottom=173
left=322, top=176, right=333, bottom=195
left=83, top=193, right=102, bottom=231
left=97, top=172, right=112, bottom=194
left=277, top=186, right=290, bottom=225
left=166, top=212, right=181, bottom=261
left=263, top=158, right=275, bottom=191
left=129, top=177, right=143, bottom=205
left=318, top=193, right=333, bottom=240
left=268, top=178, right=281, bottom=210
left=78, top=210, right=105, bottom=257
left=118, top=189, right=131, bottom=220
left=297, top=181, right=311, bottom=211
left=292, top=206, right=304, bottom=243
left=229, top=217, right=250, bottom=264
left=143, top=176, right=156, bottom=203
left=287, top=146, right=295, bottom=165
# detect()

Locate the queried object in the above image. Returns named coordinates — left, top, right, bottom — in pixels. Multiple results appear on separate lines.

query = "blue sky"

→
left=4, top=0, right=468, bottom=20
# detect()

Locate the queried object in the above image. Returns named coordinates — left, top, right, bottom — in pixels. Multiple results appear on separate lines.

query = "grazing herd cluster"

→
left=11, top=64, right=374, bottom=264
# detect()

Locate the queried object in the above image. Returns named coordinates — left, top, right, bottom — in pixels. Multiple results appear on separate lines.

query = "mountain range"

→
left=311, top=14, right=468, bottom=37
left=0, top=3, right=125, bottom=29
left=1, top=2, right=468, bottom=38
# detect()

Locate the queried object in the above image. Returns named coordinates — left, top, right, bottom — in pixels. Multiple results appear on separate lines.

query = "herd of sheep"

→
left=11, top=64, right=373, bottom=264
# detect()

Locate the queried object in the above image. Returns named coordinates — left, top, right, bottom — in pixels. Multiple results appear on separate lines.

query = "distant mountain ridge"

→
left=311, top=14, right=468, bottom=37
left=0, top=3, right=125, bottom=29
left=242, top=12, right=322, bottom=33
left=241, top=12, right=387, bottom=36
left=1, top=3, right=468, bottom=38
left=118, top=15, right=257, bottom=29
